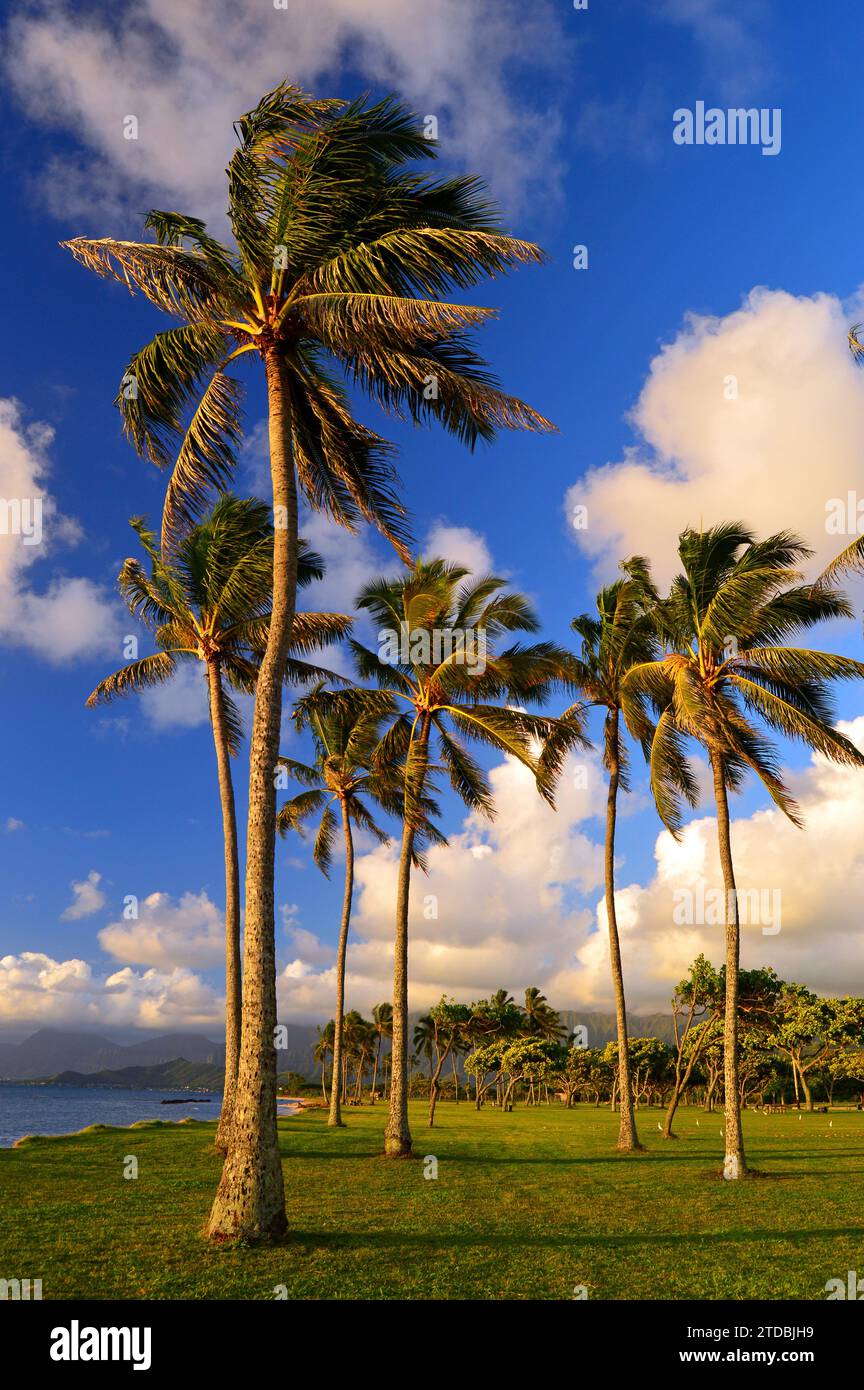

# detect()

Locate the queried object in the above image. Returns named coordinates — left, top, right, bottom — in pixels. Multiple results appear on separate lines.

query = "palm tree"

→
left=542, top=571, right=668, bottom=1151
left=354, top=560, right=582, bottom=1156
left=521, top=987, right=566, bottom=1041
left=413, top=1014, right=435, bottom=1081
left=277, top=689, right=405, bottom=1127
left=370, top=1002, right=392, bottom=1103
left=64, top=82, right=554, bottom=1241
left=622, top=524, right=864, bottom=1179
left=86, top=495, right=347, bottom=1153
left=313, top=1022, right=334, bottom=1104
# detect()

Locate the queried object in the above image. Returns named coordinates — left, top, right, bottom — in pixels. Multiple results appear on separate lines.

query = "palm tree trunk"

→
left=320, top=1056, right=328, bottom=1105
left=712, top=753, right=747, bottom=1180
left=384, top=809, right=416, bottom=1156
left=208, top=351, right=296, bottom=1241
left=604, top=709, right=642, bottom=1152
left=328, top=799, right=355, bottom=1128
left=371, top=1038, right=380, bottom=1104
left=384, top=717, right=430, bottom=1158
left=207, top=662, right=242, bottom=1156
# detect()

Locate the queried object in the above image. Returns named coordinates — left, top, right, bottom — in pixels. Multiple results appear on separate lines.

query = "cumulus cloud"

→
left=562, top=716, right=864, bottom=1010
left=0, top=398, right=122, bottom=662
left=60, top=870, right=106, bottom=921
left=0, top=951, right=222, bottom=1030
left=277, top=748, right=606, bottom=1020
left=5, top=0, right=567, bottom=225
left=139, top=661, right=209, bottom=732
left=277, top=711, right=864, bottom=1019
left=566, top=288, right=864, bottom=585
left=424, top=521, right=493, bottom=575
left=99, top=890, right=225, bottom=970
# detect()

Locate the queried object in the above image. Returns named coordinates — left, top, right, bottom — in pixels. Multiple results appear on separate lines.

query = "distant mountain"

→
left=0, top=1012, right=676, bottom=1084
left=0, top=1029, right=227, bottom=1080
left=559, top=1011, right=677, bottom=1048
left=48, top=1059, right=225, bottom=1090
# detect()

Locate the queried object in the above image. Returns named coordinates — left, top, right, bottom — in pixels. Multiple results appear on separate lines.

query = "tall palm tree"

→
left=623, top=524, right=864, bottom=1179
left=313, top=1022, right=334, bottom=1104
left=86, top=496, right=348, bottom=1153
left=370, top=1002, right=393, bottom=1103
left=354, top=559, right=583, bottom=1156
left=63, top=82, right=553, bottom=1241
left=542, top=571, right=671, bottom=1151
left=521, top=987, right=566, bottom=1041
left=277, top=689, right=405, bottom=1128
left=413, top=1014, right=435, bottom=1081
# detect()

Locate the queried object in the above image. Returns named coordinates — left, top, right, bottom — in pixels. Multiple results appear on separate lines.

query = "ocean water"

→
left=0, top=1083, right=223, bottom=1147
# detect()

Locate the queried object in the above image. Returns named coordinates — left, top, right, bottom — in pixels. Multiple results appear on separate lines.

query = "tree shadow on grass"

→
left=284, top=1224, right=864, bottom=1254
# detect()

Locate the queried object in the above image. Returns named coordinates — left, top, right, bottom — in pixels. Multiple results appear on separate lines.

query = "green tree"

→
left=353, top=560, right=580, bottom=1155
left=413, top=1014, right=436, bottom=1082
left=427, top=999, right=472, bottom=1125
left=64, top=82, right=552, bottom=1241
left=664, top=955, right=723, bottom=1138
left=521, top=987, right=566, bottom=1040
left=624, top=524, right=864, bottom=1178
left=774, top=986, right=864, bottom=1111
left=277, top=688, right=404, bottom=1128
left=86, top=496, right=345, bottom=1153
left=313, top=1022, right=334, bottom=1105
left=370, top=1002, right=393, bottom=1103
left=544, top=569, right=673, bottom=1151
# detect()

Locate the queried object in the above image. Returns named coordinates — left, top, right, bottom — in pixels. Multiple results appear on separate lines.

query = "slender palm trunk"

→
left=604, top=710, right=642, bottom=1152
left=384, top=718, right=430, bottom=1157
left=207, top=662, right=242, bottom=1156
left=328, top=800, right=355, bottom=1127
left=371, top=1038, right=380, bottom=1104
left=208, top=351, right=296, bottom=1241
left=712, top=753, right=747, bottom=1180
left=320, top=1055, right=328, bottom=1105
left=384, top=811, right=416, bottom=1156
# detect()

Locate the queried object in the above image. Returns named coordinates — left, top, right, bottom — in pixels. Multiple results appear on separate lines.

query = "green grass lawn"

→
left=2, top=1101, right=863, bottom=1300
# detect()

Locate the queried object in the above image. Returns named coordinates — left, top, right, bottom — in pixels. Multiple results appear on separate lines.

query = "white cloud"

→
left=657, top=0, right=773, bottom=97
left=0, top=951, right=222, bottom=1030
left=277, top=711, right=864, bottom=1019
left=5, top=0, right=567, bottom=225
left=99, top=890, right=225, bottom=970
left=561, top=716, right=864, bottom=1010
left=139, top=661, right=209, bottom=731
left=566, top=288, right=864, bottom=585
left=0, top=398, right=122, bottom=662
left=5, top=818, right=24, bottom=832
left=424, top=521, right=493, bottom=575
left=277, top=747, right=606, bottom=1020
left=60, top=870, right=106, bottom=921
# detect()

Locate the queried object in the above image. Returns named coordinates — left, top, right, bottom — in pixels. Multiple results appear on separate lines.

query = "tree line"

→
left=310, top=966, right=864, bottom=1127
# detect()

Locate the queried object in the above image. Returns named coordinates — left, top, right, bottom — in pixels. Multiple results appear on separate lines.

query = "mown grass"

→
left=1, top=1101, right=862, bottom=1300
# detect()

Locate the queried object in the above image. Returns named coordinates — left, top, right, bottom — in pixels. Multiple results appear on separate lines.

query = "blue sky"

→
left=3, top=0, right=864, bottom=1037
